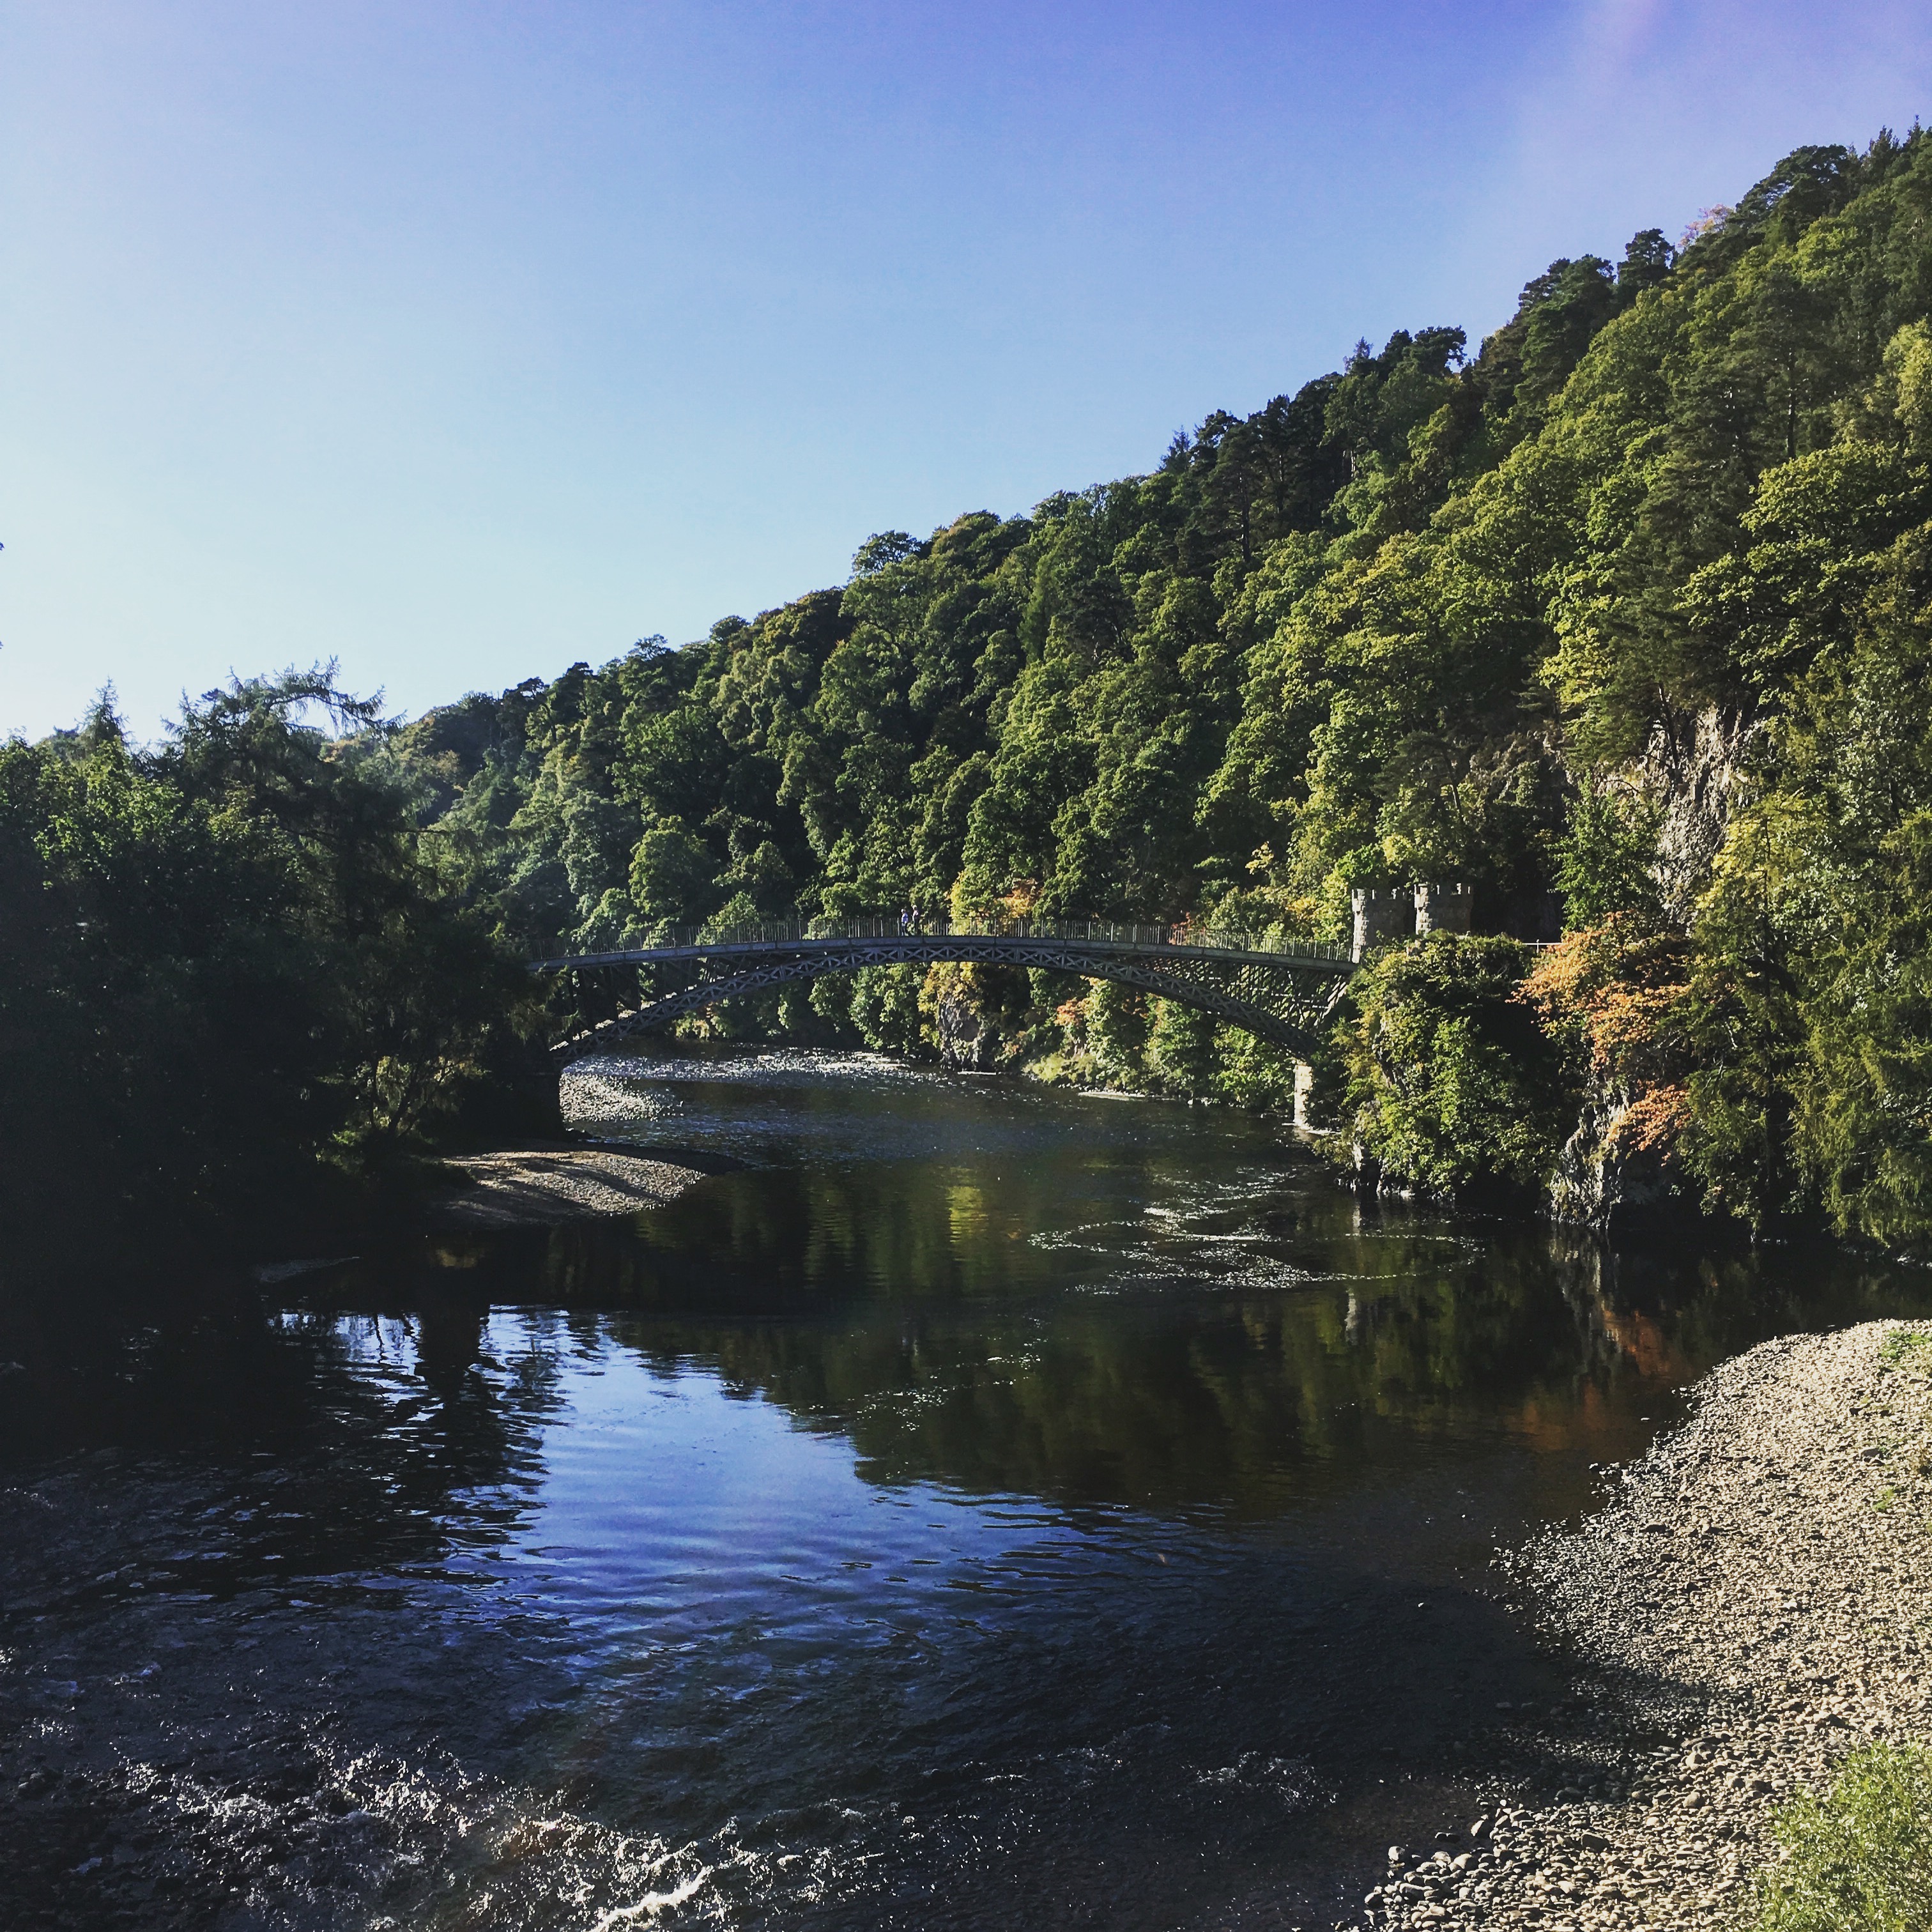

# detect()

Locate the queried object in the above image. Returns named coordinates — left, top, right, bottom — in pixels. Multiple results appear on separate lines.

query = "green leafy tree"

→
left=2, top=672, right=538, bottom=1284
left=1343, top=935, right=1575, bottom=1197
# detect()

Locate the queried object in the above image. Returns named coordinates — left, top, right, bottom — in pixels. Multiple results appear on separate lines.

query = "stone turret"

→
left=1351, top=887, right=1414, bottom=961
left=1413, top=882, right=1472, bottom=936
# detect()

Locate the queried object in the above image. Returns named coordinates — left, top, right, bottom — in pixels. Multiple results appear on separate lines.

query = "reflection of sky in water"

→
left=318, top=1315, right=1485, bottom=1929
left=399, top=1321, right=1090, bottom=1629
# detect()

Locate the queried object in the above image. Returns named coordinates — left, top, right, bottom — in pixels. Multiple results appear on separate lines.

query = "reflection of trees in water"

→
left=499, top=1154, right=1206, bottom=1308
left=591, top=1269, right=1587, bottom=1514
left=243, top=1294, right=574, bottom=1579
left=484, top=1163, right=1932, bottom=1517
left=13, top=1159, right=1930, bottom=1553
left=1, top=1278, right=571, bottom=1585
left=1544, top=1230, right=1932, bottom=1404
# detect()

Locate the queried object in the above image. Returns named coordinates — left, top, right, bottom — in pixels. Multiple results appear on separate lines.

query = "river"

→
left=3, top=1050, right=1927, bottom=1931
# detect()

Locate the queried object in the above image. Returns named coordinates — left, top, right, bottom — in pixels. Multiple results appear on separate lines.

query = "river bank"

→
left=1363, top=1318, right=1932, bottom=1931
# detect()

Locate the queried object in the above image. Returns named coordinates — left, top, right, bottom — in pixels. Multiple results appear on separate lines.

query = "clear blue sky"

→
left=4, top=1, right=1929, bottom=739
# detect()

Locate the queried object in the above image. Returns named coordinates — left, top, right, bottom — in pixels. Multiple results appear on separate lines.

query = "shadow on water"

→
left=3, top=1053, right=1930, bottom=1929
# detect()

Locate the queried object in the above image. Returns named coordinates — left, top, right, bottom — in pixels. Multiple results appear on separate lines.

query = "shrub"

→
left=1753, top=1744, right=1932, bottom=1932
left=1342, top=932, right=1575, bottom=1196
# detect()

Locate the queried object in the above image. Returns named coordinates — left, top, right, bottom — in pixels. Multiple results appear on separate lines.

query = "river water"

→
left=3, top=1051, right=1928, bottom=1931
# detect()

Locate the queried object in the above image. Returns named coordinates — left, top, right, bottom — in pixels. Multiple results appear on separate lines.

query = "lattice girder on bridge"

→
left=534, top=926, right=1357, bottom=1065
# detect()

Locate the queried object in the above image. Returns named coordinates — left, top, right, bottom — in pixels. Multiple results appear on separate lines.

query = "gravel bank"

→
left=429, top=1144, right=718, bottom=1227
left=1360, top=1319, right=1932, bottom=1931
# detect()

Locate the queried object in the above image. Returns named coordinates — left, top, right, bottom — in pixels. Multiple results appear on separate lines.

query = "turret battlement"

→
left=1413, top=881, right=1472, bottom=936
left=1350, top=887, right=1413, bottom=959
left=1351, top=882, right=1471, bottom=958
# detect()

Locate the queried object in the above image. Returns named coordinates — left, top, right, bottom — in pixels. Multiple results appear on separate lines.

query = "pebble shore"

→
left=429, top=1144, right=712, bottom=1226
left=1359, top=1319, right=1932, bottom=1931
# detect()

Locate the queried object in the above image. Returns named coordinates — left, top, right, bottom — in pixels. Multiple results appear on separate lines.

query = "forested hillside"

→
left=364, top=128, right=1932, bottom=1243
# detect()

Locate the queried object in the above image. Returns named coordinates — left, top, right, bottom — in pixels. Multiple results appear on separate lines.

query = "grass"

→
left=1752, top=1744, right=1932, bottom=1931
left=1878, top=1330, right=1932, bottom=1369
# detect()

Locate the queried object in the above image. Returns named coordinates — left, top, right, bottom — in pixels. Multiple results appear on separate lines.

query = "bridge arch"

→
left=534, top=922, right=1356, bottom=1066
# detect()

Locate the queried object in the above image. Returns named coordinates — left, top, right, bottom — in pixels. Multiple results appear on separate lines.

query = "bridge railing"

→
left=537, top=914, right=1353, bottom=967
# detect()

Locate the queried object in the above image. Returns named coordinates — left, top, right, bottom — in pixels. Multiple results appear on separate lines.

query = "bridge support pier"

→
left=1293, top=1061, right=1315, bottom=1129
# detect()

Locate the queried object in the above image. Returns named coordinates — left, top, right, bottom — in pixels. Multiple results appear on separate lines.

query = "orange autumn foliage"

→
left=1518, top=918, right=1695, bottom=1154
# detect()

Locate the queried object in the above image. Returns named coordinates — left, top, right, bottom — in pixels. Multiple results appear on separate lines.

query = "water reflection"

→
left=401, top=1065, right=1922, bottom=1525
left=3, top=1052, right=1929, bottom=1932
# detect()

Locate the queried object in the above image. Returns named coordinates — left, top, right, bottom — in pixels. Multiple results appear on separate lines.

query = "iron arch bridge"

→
left=532, top=917, right=1358, bottom=1065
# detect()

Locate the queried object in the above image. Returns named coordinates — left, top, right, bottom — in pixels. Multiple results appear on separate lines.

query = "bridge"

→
left=531, top=916, right=1359, bottom=1064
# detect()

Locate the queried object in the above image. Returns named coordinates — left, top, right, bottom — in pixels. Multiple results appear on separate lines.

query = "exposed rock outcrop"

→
left=1548, top=1089, right=1682, bottom=1229
left=928, top=982, right=996, bottom=1070
left=1639, top=704, right=1759, bottom=924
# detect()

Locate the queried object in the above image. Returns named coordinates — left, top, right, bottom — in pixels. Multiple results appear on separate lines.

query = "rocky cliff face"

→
left=928, top=982, right=995, bottom=1070
left=1547, top=1085, right=1682, bottom=1229
left=1541, top=703, right=1753, bottom=1228
left=1639, top=704, right=1759, bottom=925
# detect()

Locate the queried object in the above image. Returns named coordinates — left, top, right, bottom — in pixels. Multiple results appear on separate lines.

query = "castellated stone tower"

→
left=1413, top=882, right=1472, bottom=936
left=1351, top=883, right=1472, bottom=958
left=1350, top=887, right=1414, bottom=960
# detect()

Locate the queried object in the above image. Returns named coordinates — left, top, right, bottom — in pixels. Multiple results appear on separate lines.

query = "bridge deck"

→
left=531, top=917, right=1356, bottom=977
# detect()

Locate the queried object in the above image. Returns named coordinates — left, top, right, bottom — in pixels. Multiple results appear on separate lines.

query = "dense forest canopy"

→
left=386, top=139, right=1914, bottom=945
left=11, top=127, right=1932, bottom=1266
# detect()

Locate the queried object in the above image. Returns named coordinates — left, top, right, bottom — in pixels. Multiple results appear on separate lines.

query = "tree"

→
left=1, top=672, right=540, bottom=1287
